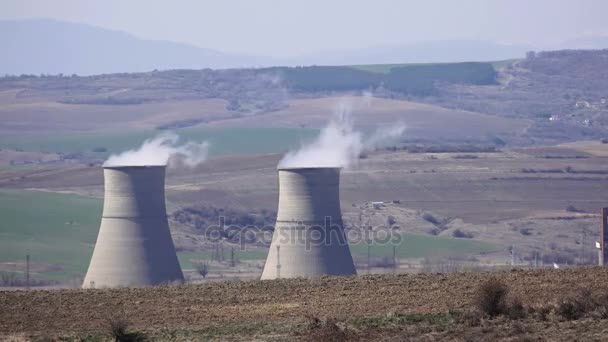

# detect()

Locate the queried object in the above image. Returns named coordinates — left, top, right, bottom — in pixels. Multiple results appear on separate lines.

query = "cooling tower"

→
left=261, top=167, right=356, bottom=279
left=83, top=166, right=184, bottom=288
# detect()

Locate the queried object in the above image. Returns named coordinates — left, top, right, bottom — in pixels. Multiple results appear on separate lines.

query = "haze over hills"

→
left=3, top=18, right=608, bottom=75
left=291, top=40, right=534, bottom=66
left=0, top=18, right=271, bottom=75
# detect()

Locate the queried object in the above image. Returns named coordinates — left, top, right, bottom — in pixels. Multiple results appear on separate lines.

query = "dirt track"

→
left=2, top=268, right=608, bottom=339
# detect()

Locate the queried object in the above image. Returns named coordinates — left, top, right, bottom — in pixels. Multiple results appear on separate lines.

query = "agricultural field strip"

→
left=1, top=268, right=606, bottom=336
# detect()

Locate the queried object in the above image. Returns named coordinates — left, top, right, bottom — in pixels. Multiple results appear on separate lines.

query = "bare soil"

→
left=2, top=268, right=608, bottom=341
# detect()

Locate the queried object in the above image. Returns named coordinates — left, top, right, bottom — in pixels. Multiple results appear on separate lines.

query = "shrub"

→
left=303, top=315, right=350, bottom=341
left=565, top=205, right=584, bottom=213
left=505, top=297, right=526, bottom=320
left=474, top=278, right=509, bottom=318
left=452, top=229, right=474, bottom=239
left=106, top=316, right=147, bottom=342
left=519, top=227, right=533, bottom=236
left=556, top=299, right=581, bottom=320
left=554, top=291, right=608, bottom=321
left=422, top=213, right=440, bottom=225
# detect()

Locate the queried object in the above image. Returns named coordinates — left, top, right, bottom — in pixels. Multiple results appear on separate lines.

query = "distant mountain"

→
left=5, top=18, right=608, bottom=76
left=288, top=40, right=534, bottom=66
left=0, top=18, right=272, bottom=75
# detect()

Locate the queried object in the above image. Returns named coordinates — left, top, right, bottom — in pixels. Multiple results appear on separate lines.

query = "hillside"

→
left=429, top=50, right=608, bottom=143
left=1, top=49, right=607, bottom=145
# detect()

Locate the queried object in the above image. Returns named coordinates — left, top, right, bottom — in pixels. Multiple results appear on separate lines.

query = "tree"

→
left=526, top=51, right=536, bottom=60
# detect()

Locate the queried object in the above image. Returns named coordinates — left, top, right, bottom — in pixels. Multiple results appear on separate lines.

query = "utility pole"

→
left=367, top=227, right=371, bottom=275
left=230, top=246, right=235, bottom=267
left=511, top=245, right=515, bottom=267
left=392, top=245, right=397, bottom=273
left=598, top=241, right=603, bottom=266
left=220, top=242, right=225, bottom=262
left=602, top=208, right=608, bottom=267
left=276, top=246, right=281, bottom=279
left=581, top=229, right=586, bottom=265
left=25, top=254, right=30, bottom=290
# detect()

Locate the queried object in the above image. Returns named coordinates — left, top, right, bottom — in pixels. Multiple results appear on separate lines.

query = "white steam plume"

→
left=104, top=132, right=210, bottom=167
left=278, top=98, right=405, bottom=169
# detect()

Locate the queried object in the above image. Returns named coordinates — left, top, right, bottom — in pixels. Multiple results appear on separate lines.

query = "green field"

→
left=0, top=190, right=102, bottom=281
left=0, top=127, right=319, bottom=158
left=0, top=190, right=497, bottom=283
left=350, top=233, right=496, bottom=259
left=0, top=190, right=270, bottom=282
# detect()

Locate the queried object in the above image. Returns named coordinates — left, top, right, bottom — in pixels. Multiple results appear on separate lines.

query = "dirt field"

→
left=2, top=268, right=608, bottom=341
left=0, top=91, right=530, bottom=142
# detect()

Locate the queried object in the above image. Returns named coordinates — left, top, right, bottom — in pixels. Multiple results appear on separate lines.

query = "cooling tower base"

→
left=261, top=167, right=356, bottom=279
left=83, top=166, right=184, bottom=288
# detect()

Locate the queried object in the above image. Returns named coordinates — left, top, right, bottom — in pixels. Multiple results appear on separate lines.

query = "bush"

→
left=505, top=297, right=527, bottom=320
left=422, top=213, right=440, bottom=225
left=474, top=278, right=509, bottom=318
left=565, top=205, right=584, bottom=213
left=519, top=227, right=533, bottom=236
left=452, top=229, right=474, bottom=239
left=106, top=316, right=147, bottom=342
left=302, top=315, right=350, bottom=341
left=171, top=205, right=276, bottom=245
left=554, top=291, right=608, bottom=321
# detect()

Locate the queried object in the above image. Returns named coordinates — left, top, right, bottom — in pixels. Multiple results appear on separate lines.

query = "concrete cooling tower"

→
left=261, top=167, right=356, bottom=279
left=83, top=166, right=184, bottom=288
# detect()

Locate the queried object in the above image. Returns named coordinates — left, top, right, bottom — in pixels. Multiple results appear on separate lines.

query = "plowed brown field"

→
left=2, top=268, right=608, bottom=341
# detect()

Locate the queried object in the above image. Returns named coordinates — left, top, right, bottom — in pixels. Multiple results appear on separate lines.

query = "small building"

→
left=575, top=101, right=591, bottom=109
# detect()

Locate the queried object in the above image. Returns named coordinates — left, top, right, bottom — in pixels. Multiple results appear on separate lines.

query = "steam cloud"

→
left=278, top=97, right=405, bottom=168
left=104, top=132, right=210, bottom=167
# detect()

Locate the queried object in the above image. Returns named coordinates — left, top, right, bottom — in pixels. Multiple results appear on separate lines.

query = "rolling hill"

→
left=0, top=18, right=269, bottom=75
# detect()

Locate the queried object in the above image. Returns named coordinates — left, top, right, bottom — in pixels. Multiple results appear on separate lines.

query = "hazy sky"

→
left=2, top=0, right=607, bottom=57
